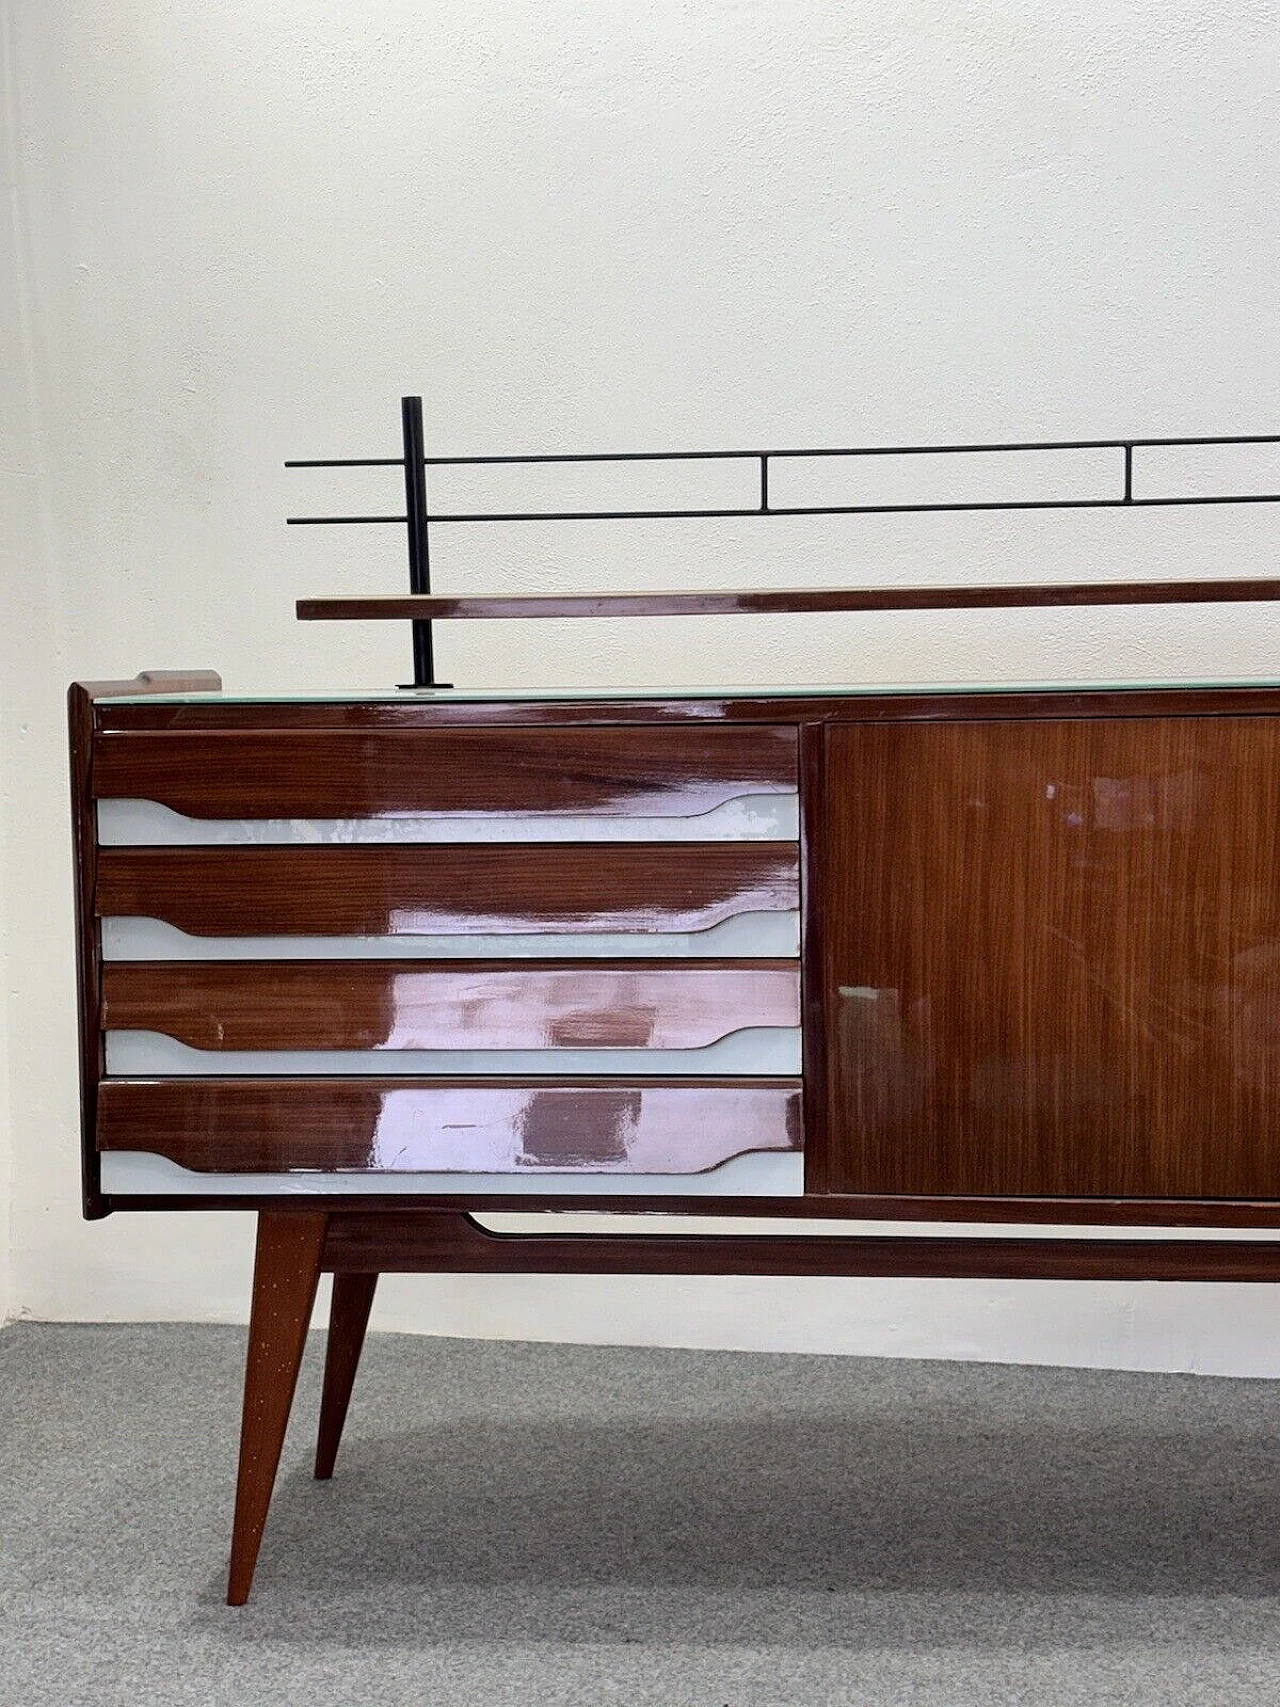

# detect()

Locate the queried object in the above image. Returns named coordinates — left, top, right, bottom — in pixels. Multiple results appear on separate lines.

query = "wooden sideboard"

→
left=70, top=671, right=1280, bottom=1601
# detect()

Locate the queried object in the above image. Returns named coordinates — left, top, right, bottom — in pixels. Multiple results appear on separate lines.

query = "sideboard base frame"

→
left=226, top=1206, right=1280, bottom=1605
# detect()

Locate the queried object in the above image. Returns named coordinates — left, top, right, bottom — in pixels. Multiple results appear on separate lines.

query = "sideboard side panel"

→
left=70, top=675, right=223, bottom=1219
left=69, top=685, right=105, bottom=1217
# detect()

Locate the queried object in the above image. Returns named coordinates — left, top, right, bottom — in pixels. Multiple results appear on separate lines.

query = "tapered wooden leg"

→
left=314, top=1271, right=379, bottom=1480
left=227, top=1211, right=328, bottom=1606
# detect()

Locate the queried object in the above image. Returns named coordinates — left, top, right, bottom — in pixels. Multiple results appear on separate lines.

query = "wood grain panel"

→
left=819, top=716, right=1280, bottom=1199
left=92, top=725, right=796, bottom=817
left=102, top=960, right=800, bottom=1050
left=95, top=843, right=798, bottom=936
left=96, top=1078, right=802, bottom=1174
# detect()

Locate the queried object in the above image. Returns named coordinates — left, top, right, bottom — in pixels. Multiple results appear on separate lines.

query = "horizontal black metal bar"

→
left=286, top=431, right=1280, bottom=471
left=421, top=434, right=1280, bottom=466
left=287, top=492, right=1280, bottom=527
left=1132, top=493, right=1280, bottom=508
left=427, top=501, right=1131, bottom=521
left=421, top=449, right=772, bottom=465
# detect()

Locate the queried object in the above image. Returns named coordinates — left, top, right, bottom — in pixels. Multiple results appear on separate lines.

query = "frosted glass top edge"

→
left=106, top=678, right=1280, bottom=706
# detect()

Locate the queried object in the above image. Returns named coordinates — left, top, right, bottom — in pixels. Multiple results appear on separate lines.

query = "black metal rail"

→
left=287, top=397, right=1280, bottom=686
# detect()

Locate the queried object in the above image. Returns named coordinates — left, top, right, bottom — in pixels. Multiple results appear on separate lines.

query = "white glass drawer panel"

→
left=103, top=1027, right=803, bottom=1077
left=99, top=1149, right=805, bottom=1198
left=98, top=795, right=799, bottom=845
left=101, top=913, right=802, bottom=960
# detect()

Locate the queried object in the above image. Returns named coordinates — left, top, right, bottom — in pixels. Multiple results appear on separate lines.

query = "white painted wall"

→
left=2, top=3, right=32, bottom=1326
left=4, top=0, right=1280, bottom=1371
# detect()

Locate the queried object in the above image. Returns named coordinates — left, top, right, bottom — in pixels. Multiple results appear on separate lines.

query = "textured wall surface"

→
left=3, top=1, right=1280, bottom=1366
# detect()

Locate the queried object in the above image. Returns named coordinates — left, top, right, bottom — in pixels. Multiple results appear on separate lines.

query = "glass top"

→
left=112, top=679, right=1280, bottom=704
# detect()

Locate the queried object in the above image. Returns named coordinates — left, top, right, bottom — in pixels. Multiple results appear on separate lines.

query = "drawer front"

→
left=97, top=1079, right=801, bottom=1175
left=102, top=960, right=800, bottom=1053
left=95, top=843, right=798, bottom=937
left=91, top=726, right=797, bottom=819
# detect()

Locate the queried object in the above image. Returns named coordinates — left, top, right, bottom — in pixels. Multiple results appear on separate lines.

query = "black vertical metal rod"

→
left=1123, top=443, right=1133, bottom=504
left=401, top=395, right=435, bottom=686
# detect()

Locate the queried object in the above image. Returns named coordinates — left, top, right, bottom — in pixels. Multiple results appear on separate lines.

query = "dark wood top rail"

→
left=297, top=580, right=1280, bottom=623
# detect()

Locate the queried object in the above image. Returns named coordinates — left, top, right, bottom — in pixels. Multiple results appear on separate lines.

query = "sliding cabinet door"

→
left=815, top=716, right=1280, bottom=1199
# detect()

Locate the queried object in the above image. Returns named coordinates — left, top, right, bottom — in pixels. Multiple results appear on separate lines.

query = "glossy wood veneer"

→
left=94, top=843, right=799, bottom=936
left=821, top=715, right=1280, bottom=1200
left=92, top=725, right=796, bottom=818
left=101, top=960, right=800, bottom=1051
left=96, top=1078, right=803, bottom=1173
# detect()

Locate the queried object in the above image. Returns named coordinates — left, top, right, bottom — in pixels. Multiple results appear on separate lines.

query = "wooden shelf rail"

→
left=298, top=580, right=1280, bottom=623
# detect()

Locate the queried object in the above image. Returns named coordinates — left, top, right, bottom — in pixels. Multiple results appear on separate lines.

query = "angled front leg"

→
left=314, top=1271, right=379, bottom=1480
left=227, top=1211, right=328, bottom=1606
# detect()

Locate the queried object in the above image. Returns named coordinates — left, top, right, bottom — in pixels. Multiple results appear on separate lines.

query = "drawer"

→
left=94, top=843, right=799, bottom=937
left=101, top=960, right=801, bottom=1051
left=96, top=1078, right=802, bottom=1175
left=91, top=726, right=797, bottom=819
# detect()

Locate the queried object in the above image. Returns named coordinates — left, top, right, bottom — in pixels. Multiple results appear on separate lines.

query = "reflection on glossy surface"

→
left=97, top=1079, right=803, bottom=1174
left=822, top=716, right=1280, bottom=1198
left=518, top=1087, right=640, bottom=1166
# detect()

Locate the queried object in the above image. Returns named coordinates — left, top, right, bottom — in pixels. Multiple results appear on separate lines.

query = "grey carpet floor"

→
left=2, top=1325, right=1280, bottom=1706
